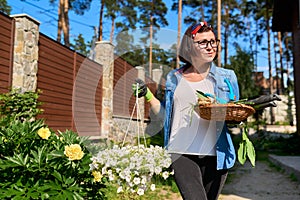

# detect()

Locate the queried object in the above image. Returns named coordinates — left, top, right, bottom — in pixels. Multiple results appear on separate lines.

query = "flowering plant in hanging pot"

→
left=90, top=144, right=173, bottom=198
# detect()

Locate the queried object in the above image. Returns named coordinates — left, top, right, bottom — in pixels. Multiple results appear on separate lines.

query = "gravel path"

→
left=219, top=161, right=300, bottom=200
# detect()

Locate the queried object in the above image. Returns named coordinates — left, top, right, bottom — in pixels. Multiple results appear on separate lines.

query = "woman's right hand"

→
left=132, top=79, right=154, bottom=102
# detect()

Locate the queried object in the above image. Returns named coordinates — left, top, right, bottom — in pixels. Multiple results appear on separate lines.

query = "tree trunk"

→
left=266, top=2, right=275, bottom=124
left=274, top=33, right=279, bottom=94
left=255, top=20, right=258, bottom=70
left=57, top=0, right=69, bottom=46
left=224, top=6, right=229, bottom=66
left=247, top=20, right=255, bottom=71
left=217, top=0, right=221, bottom=67
left=149, top=0, right=154, bottom=77
left=110, top=17, right=115, bottom=43
left=98, top=0, right=104, bottom=41
left=278, top=32, right=284, bottom=94
left=149, top=15, right=153, bottom=77
left=284, top=32, right=290, bottom=71
left=62, top=0, right=70, bottom=47
left=292, top=9, right=300, bottom=135
left=57, top=0, right=63, bottom=42
left=176, top=0, right=182, bottom=69
left=200, top=0, right=204, bottom=20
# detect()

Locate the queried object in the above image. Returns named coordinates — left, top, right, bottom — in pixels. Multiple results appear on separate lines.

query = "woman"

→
left=134, top=22, right=239, bottom=200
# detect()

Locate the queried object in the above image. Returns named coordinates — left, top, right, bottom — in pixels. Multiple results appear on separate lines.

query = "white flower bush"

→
left=90, top=145, right=173, bottom=196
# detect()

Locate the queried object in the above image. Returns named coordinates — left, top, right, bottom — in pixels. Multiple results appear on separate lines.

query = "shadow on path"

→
left=219, top=161, right=300, bottom=200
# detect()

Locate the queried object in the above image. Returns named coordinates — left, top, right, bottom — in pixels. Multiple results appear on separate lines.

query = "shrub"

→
left=0, top=89, right=43, bottom=122
left=0, top=90, right=104, bottom=199
left=0, top=121, right=105, bottom=199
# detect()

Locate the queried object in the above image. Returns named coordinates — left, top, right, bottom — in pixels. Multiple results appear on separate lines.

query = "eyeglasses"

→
left=194, top=39, right=220, bottom=49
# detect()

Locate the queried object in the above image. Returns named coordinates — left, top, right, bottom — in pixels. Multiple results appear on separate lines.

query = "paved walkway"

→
left=219, top=124, right=300, bottom=200
left=269, top=154, right=300, bottom=182
left=219, top=158, right=300, bottom=200
left=171, top=155, right=300, bottom=200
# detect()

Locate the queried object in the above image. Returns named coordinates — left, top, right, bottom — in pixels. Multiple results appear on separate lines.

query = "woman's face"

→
left=192, top=31, right=218, bottom=64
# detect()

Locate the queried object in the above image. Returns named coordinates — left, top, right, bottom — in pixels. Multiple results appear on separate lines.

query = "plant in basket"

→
left=90, top=144, right=173, bottom=199
left=196, top=90, right=256, bottom=122
left=195, top=91, right=282, bottom=167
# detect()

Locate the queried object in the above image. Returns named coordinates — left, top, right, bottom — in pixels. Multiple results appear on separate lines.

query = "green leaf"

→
left=238, top=140, right=247, bottom=165
left=0, top=158, right=19, bottom=169
left=23, top=154, right=29, bottom=166
left=11, top=195, right=24, bottom=200
left=5, top=155, right=23, bottom=166
left=52, top=193, right=66, bottom=200
left=25, top=188, right=40, bottom=199
left=50, top=180, right=66, bottom=191
left=31, top=146, right=46, bottom=169
left=52, top=170, right=63, bottom=182
left=73, top=192, right=84, bottom=200
left=246, top=139, right=256, bottom=167
left=5, top=153, right=29, bottom=167
left=48, top=150, right=64, bottom=158
left=237, top=126, right=256, bottom=167
left=36, top=184, right=52, bottom=192
left=63, top=190, right=77, bottom=200
left=0, top=188, right=17, bottom=198
left=65, top=177, right=75, bottom=185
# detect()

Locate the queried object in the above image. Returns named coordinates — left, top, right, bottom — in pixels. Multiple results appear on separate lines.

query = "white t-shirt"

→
left=167, top=78, right=217, bottom=155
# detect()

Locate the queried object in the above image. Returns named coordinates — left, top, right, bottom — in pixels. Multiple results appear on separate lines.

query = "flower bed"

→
left=0, top=90, right=175, bottom=199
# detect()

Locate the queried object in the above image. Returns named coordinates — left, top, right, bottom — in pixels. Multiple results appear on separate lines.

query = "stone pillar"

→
left=11, top=14, right=40, bottom=92
left=93, top=41, right=114, bottom=137
left=152, top=67, right=163, bottom=84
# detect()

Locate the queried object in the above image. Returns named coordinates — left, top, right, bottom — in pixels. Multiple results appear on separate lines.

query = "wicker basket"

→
left=197, top=103, right=255, bottom=121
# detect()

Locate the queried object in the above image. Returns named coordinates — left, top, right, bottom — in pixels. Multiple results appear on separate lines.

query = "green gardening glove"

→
left=132, top=79, right=154, bottom=102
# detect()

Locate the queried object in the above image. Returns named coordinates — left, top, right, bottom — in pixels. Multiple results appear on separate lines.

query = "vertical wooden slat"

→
left=8, top=18, right=15, bottom=88
left=71, top=51, right=77, bottom=131
left=0, top=13, right=13, bottom=92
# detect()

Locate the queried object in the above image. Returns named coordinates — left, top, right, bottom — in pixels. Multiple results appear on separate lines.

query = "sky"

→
left=7, top=0, right=181, bottom=46
left=7, top=0, right=272, bottom=76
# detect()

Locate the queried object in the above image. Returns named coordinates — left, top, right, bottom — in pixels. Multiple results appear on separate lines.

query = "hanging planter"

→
left=90, top=82, right=173, bottom=197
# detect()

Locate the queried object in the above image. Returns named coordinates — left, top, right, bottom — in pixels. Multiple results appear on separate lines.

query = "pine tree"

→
left=0, top=0, right=11, bottom=15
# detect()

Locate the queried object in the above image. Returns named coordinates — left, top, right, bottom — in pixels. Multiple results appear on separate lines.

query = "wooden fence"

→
left=37, top=35, right=103, bottom=136
left=0, top=12, right=12, bottom=94
left=0, top=12, right=156, bottom=137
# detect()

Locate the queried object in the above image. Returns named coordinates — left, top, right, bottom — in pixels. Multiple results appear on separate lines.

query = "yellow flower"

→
left=92, top=170, right=103, bottom=182
left=37, top=127, right=51, bottom=140
left=64, top=144, right=84, bottom=160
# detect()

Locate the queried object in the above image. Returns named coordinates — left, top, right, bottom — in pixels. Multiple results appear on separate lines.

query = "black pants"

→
left=171, top=154, right=228, bottom=200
